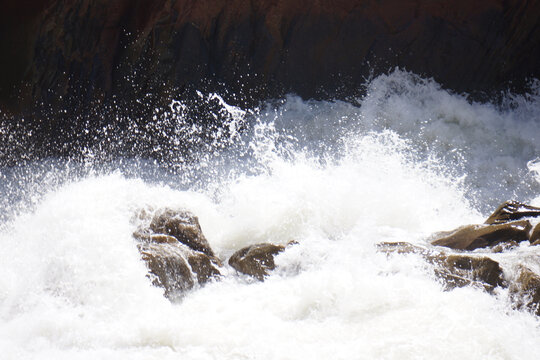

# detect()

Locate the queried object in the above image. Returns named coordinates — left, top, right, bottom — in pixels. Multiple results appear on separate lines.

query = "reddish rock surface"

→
left=1, top=0, right=540, bottom=113
left=1, top=0, right=539, bottom=163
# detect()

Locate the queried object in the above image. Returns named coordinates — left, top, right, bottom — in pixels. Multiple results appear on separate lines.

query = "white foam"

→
left=2, top=70, right=540, bottom=358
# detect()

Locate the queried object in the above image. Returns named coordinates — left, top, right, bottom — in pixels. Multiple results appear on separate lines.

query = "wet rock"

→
left=138, top=242, right=195, bottom=299
left=510, top=266, right=540, bottom=316
left=186, top=251, right=222, bottom=284
left=432, top=255, right=503, bottom=291
left=229, top=243, right=286, bottom=281
left=148, top=234, right=180, bottom=245
left=133, top=232, right=179, bottom=245
left=138, top=240, right=221, bottom=300
left=529, top=223, right=540, bottom=246
left=378, top=242, right=504, bottom=292
left=431, top=220, right=531, bottom=251
left=484, top=201, right=540, bottom=225
left=149, top=208, right=214, bottom=257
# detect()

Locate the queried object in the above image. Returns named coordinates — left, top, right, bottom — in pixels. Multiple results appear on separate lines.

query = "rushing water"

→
left=1, top=70, right=540, bottom=359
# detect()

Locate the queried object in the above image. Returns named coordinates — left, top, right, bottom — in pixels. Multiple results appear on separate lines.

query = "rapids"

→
left=1, top=70, right=540, bottom=359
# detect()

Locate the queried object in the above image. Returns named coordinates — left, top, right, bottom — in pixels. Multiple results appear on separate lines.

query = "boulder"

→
left=379, top=240, right=540, bottom=315
left=138, top=240, right=221, bottom=300
left=149, top=208, right=214, bottom=257
left=484, top=201, right=540, bottom=225
left=378, top=242, right=504, bottom=292
left=228, top=243, right=286, bottom=281
left=530, top=223, right=540, bottom=246
left=431, top=220, right=531, bottom=250
left=132, top=207, right=221, bottom=299
left=510, top=266, right=540, bottom=316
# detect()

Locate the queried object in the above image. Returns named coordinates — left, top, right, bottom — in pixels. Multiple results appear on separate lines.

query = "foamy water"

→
left=1, top=70, right=540, bottom=359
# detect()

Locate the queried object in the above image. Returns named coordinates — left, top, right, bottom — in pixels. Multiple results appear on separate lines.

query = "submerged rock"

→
left=133, top=207, right=221, bottom=299
left=229, top=243, right=286, bottom=281
left=484, top=201, right=540, bottom=225
left=510, top=266, right=540, bottom=316
left=431, top=220, right=531, bottom=250
left=529, top=223, right=540, bottom=246
left=149, top=208, right=214, bottom=257
left=380, top=201, right=540, bottom=315
left=432, top=255, right=503, bottom=291
left=378, top=242, right=504, bottom=292
left=490, top=241, right=520, bottom=253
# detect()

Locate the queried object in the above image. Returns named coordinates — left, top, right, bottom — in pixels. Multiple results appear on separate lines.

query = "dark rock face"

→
left=2, top=0, right=540, bottom=164
left=1, top=0, right=540, bottom=117
left=431, top=220, right=532, bottom=251
left=228, top=243, right=286, bottom=281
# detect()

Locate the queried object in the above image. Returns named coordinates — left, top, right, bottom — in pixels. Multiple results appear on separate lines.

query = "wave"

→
left=1, top=70, right=540, bottom=359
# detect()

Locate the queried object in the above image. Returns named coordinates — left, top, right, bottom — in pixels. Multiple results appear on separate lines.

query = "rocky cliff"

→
left=0, top=0, right=539, bottom=159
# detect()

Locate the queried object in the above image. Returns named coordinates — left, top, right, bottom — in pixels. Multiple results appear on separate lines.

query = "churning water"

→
left=1, top=70, right=540, bottom=359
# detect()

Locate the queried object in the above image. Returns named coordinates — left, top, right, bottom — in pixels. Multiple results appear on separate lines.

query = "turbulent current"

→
left=1, top=70, right=540, bottom=359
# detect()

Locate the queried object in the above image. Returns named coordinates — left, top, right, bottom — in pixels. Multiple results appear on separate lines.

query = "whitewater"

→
left=1, top=70, right=540, bottom=359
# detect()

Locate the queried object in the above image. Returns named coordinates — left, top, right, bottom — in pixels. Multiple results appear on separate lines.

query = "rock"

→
left=149, top=208, right=214, bottom=257
left=484, top=201, right=540, bottom=225
left=133, top=232, right=179, bottom=245
left=138, top=240, right=221, bottom=300
left=432, top=255, right=503, bottom=291
left=491, top=241, right=519, bottom=253
left=378, top=242, right=504, bottom=292
left=186, top=251, right=222, bottom=284
left=138, top=242, right=195, bottom=300
left=431, top=220, right=532, bottom=250
left=149, top=234, right=180, bottom=245
left=376, top=241, right=428, bottom=256
left=380, top=241, right=540, bottom=314
left=228, top=243, right=286, bottom=281
left=510, top=266, right=540, bottom=316
left=530, top=223, right=540, bottom=246
left=133, top=208, right=221, bottom=299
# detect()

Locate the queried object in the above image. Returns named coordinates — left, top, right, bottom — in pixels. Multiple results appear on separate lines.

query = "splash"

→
left=1, top=70, right=540, bottom=359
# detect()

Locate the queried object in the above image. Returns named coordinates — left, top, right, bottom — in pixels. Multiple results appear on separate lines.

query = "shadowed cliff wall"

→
left=0, top=0, right=539, bottom=162
left=1, top=0, right=539, bottom=113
